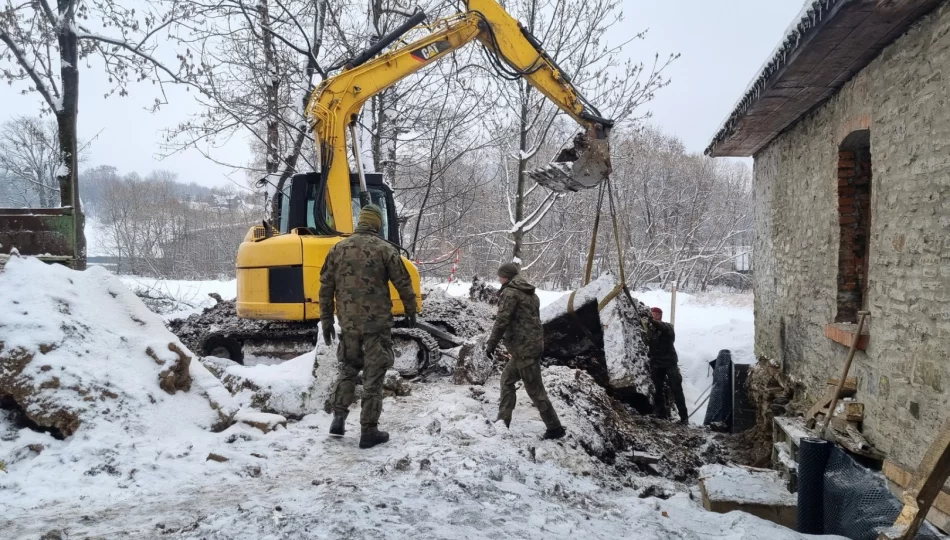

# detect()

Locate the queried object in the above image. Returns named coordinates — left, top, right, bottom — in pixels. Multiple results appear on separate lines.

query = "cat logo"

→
left=410, top=40, right=451, bottom=62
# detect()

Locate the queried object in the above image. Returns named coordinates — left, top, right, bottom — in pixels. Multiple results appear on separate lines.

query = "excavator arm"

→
left=306, top=0, right=613, bottom=234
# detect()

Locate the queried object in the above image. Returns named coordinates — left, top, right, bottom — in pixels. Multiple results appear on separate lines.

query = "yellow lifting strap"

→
left=567, top=175, right=629, bottom=316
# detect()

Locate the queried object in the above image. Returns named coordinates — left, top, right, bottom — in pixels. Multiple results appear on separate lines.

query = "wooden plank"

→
left=827, top=377, right=858, bottom=393
left=807, top=387, right=839, bottom=422
left=880, top=416, right=950, bottom=539
left=884, top=461, right=950, bottom=516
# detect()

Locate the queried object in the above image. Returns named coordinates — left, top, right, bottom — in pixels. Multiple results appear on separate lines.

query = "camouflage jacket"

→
left=319, top=224, right=417, bottom=333
left=487, top=275, right=544, bottom=366
left=647, top=319, right=678, bottom=368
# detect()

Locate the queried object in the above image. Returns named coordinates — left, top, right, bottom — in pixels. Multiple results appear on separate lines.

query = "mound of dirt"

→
left=544, top=366, right=756, bottom=483
left=420, top=285, right=496, bottom=340
left=0, top=257, right=236, bottom=480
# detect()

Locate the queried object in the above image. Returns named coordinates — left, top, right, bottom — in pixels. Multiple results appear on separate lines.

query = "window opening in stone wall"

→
left=836, top=130, right=872, bottom=323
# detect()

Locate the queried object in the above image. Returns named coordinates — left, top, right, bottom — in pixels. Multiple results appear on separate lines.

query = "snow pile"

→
left=542, top=273, right=653, bottom=399
left=699, top=464, right=796, bottom=506
left=201, top=347, right=335, bottom=419
left=0, top=257, right=236, bottom=504
left=422, top=284, right=497, bottom=340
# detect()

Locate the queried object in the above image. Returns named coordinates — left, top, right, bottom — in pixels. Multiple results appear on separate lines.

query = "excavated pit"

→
left=545, top=367, right=758, bottom=483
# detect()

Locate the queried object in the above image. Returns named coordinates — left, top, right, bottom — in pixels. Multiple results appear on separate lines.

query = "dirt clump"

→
left=743, top=357, right=800, bottom=466
left=420, top=285, right=496, bottom=340
left=544, top=366, right=755, bottom=484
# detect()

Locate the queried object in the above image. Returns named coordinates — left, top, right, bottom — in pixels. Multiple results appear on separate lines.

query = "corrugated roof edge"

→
left=704, top=0, right=843, bottom=157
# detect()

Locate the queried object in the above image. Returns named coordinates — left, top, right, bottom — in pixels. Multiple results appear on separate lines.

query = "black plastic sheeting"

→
left=798, top=439, right=945, bottom=539
left=703, top=349, right=733, bottom=427
left=731, top=363, right=756, bottom=433
left=797, top=437, right=831, bottom=534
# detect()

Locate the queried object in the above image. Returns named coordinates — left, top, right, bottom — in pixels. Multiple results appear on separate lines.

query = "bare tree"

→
left=165, top=0, right=339, bottom=220
left=1, top=0, right=202, bottom=264
left=482, top=0, right=676, bottom=263
left=0, top=117, right=65, bottom=207
left=96, top=168, right=261, bottom=277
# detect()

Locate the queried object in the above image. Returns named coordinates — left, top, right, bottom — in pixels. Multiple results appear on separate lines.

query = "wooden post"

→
left=821, top=310, right=869, bottom=439
left=879, top=416, right=950, bottom=540
left=670, top=281, right=677, bottom=325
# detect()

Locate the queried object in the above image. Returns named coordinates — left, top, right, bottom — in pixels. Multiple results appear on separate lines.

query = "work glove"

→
left=484, top=342, right=497, bottom=360
left=321, top=320, right=336, bottom=346
left=406, top=313, right=417, bottom=328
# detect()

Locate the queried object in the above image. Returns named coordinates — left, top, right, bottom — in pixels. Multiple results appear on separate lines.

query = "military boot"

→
left=329, top=410, right=348, bottom=436
left=538, top=405, right=565, bottom=439
left=495, top=413, right=511, bottom=429
left=359, top=425, right=390, bottom=449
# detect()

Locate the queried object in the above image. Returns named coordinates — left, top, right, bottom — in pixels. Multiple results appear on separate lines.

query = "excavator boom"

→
left=307, top=0, right=613, bottom=232
left=230, top=0, right=614, bottom=366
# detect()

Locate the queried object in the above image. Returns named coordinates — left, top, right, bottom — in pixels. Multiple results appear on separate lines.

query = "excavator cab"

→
left=274, top=172, right=400, bottom=243
left=237, top=171, right=417, bottom=325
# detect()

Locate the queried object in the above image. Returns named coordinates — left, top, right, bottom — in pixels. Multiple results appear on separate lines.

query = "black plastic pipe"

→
left=797, top=437, right=832, bottom=534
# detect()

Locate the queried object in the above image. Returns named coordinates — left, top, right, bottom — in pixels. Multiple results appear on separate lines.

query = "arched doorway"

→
left=836, top=130, right=871, bottom=323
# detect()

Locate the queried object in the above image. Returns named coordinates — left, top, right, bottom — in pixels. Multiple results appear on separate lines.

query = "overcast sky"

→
left=0, top=0, right=804, bottom=188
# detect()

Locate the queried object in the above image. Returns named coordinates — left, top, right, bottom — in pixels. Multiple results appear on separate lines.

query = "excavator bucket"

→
left=526, top=131, right=611, bottom=192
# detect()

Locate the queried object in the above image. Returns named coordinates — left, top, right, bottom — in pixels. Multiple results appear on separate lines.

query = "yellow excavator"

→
left=214, top=0, right=613, bottom=368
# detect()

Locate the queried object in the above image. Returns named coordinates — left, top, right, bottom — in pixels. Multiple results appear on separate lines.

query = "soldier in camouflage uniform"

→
left=644, top=306, right=688, bottom=424
left=485, top=263, right=565, bottom=440
left=320, top=204, right=417, bottom=449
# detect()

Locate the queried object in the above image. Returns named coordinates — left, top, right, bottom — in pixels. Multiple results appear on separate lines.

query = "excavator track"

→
left=391, top=327, right=441, bottom=378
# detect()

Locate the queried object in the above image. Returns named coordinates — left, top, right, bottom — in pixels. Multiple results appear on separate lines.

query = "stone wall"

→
left=753, top=2, right=950, bottom=473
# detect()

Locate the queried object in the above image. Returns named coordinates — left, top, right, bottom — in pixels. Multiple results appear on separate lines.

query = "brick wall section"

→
left=836, top=148, right=872, bottom=323
left=752, top=2, right=950, bottom=474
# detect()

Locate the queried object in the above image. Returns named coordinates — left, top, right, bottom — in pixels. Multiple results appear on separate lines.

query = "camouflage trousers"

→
left=498, top=356, right=561, bottom=430
left=331, top=329, right=395, bottom=427
left=651, top=364, right=688, bottom=422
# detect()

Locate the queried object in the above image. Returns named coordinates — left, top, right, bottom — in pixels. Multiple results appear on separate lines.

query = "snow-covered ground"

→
left=0, top=261, right=842, bottom=540
left=119, top=275, right=237, bottom=320
left=433, top=278, right=566, bottom=308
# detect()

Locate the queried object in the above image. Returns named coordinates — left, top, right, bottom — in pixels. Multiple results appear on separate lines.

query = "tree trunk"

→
left=510, top=0, right=537, bottom=264
left=55, top=1, right=85, bottom=269
left=512, top=82, right=529, bottom=262
left=259, top=0, right=283, bottom=225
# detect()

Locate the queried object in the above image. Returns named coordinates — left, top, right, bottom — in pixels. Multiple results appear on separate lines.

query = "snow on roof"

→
left=706, top=0, right=943, bottom=156
left=706, top=0, right=841, bottom=156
